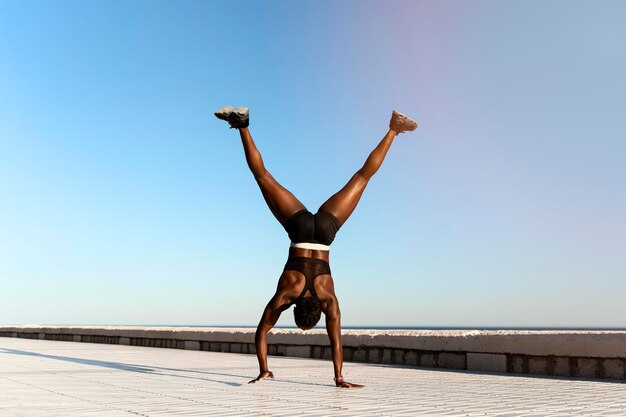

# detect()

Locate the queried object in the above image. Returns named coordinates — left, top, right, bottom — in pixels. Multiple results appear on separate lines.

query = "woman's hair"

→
left=293, top=296, right=322, bottom=330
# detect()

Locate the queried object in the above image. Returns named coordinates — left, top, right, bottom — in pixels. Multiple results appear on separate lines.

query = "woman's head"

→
left=293, top=296, right=322, bottom=330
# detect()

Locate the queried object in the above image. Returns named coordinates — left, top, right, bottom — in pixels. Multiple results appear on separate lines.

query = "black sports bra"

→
left=284, top=209, right=341, bottom=246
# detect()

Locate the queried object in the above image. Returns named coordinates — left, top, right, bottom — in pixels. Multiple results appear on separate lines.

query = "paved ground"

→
left=1, top=338, right=624, bottom=417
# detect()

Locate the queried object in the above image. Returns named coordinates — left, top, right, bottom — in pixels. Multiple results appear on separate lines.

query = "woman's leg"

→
left=319, top=129, right=398, bottom=226
left=239, top=127, right=306, bottom=224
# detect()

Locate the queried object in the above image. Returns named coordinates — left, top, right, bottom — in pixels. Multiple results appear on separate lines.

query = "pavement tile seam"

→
left=0, top=376, right=146, bottom=417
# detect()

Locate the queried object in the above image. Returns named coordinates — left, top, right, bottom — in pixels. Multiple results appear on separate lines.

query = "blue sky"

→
left=1, top=1, right=625, bottom=327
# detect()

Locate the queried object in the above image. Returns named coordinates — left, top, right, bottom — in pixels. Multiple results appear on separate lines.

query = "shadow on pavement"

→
left=0, top=348, right=241, bottom=387
left=0, top=347, right=339, bottom=388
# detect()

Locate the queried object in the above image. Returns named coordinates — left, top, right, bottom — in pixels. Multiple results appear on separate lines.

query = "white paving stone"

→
left=0, top=338, right=625, bottom=416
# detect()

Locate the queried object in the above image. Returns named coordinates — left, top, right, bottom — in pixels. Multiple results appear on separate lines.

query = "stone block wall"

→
left=1, top=327, right=625, bottom=381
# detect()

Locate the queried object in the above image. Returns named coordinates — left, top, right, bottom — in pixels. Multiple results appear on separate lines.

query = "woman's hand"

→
left=248, top=370, right=274, bottom=384
left=335, top=377, right=365, bottom=389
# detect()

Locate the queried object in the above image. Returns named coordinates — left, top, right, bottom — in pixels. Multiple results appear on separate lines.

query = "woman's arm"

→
left=249, top=292, right=291, bottom=384
left=325, top=297, right=365, bottom=388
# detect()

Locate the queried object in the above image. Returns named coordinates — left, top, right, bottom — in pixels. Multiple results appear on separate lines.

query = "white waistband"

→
left=290, top=242, right=330, bottom=251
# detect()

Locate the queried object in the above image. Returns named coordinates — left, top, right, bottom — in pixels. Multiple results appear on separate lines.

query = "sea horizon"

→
left=8, top=324, right=626, bottom=331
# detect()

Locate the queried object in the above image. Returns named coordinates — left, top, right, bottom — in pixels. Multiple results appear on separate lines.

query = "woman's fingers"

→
left=249, top=371, right=274, bottom=384
left=336, top=380, right=366, bottom=389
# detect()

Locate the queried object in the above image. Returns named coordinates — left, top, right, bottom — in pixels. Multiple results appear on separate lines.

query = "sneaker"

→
left=389, top=110, right=418, bottom=133
left=214, top=106, right=250, bottom=129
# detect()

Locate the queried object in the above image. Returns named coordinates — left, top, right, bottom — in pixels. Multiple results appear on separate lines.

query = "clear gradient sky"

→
left=1, top=1, right=625, bottom=328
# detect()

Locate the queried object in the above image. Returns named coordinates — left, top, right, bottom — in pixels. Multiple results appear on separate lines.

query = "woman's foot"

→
left=389, top=110, right=418, bottom=134
left=214, top=106, right=250, bottom=129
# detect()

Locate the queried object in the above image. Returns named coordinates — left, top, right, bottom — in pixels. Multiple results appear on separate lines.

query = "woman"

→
left=215, top=106, right=417, bottom=388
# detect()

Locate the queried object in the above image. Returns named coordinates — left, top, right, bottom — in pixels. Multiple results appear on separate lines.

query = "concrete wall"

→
left=2, top=326, right=625, bottom=381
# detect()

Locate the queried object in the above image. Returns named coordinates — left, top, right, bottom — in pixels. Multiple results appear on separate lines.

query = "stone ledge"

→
left=1, top=326, right=625, bottom=381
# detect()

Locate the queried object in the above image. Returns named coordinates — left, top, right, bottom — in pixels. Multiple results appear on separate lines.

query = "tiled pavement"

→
left=0, top=338, right=624, bottom=417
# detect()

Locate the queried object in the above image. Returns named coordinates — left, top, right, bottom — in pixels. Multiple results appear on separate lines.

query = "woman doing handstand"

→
left=215, top=107, right=418, bottom=388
